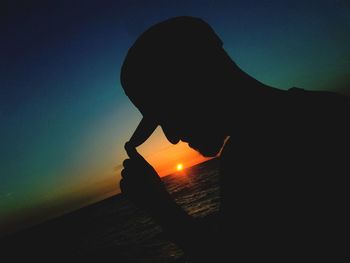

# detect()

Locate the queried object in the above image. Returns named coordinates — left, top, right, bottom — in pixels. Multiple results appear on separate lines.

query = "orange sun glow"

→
left=176, top=163, right=184, bottom=171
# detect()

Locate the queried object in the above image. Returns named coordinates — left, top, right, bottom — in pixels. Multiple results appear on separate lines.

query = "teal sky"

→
left=1, top=0, right=349, bottom=234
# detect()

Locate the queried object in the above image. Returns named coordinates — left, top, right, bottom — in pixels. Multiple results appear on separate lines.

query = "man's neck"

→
left=224, top=74, right=287, bottom=134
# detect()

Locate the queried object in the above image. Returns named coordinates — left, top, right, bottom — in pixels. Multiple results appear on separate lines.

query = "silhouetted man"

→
left=119, top=16, right=350, bottom=261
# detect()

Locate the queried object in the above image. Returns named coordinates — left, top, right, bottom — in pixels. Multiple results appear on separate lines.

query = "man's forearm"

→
left=148, top=198, right=216, bottom=260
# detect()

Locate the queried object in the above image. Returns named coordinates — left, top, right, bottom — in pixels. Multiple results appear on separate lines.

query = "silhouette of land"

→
left=0, top=158, right=220, bottom=261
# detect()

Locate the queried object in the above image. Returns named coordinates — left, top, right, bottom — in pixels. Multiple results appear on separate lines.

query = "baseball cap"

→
left=128, top=117, right=158, bottom=148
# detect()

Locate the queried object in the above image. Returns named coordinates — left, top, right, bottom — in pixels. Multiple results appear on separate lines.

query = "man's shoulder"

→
left=288, top=87, right=350, bottom=109
left=287, top=87, right=350, bottom=127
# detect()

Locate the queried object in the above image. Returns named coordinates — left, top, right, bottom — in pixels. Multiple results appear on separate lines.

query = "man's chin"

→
left=199, top=148, right=221, bottom=157
left=188, top=135, right=226, bottom=157
left=189, top=143, right=223, bottom=157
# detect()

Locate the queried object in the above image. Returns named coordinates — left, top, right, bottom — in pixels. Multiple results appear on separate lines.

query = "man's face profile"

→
left=158, top=108, right=226, bottom=157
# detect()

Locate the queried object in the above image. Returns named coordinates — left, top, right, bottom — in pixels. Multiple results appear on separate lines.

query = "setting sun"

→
left=176, top=163, right=184, bottom=171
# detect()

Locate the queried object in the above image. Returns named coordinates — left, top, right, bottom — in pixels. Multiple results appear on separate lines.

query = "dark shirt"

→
left=220, top=87, right=350, bottom=260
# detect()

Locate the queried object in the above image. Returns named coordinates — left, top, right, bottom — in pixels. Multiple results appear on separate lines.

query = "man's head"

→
left=120, top=16, right=235, bottom=157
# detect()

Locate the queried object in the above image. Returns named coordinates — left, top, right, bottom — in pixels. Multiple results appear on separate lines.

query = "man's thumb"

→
left=125, top=142, right=142, bottom=159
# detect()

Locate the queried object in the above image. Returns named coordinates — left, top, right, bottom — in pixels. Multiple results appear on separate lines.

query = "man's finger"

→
left=121, top=169, right=127, bottom=179
left=123, top=159, right=131, bottom=168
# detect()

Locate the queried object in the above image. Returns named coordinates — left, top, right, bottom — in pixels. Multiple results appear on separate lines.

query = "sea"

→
left=1, top=158, right=220, bottom=262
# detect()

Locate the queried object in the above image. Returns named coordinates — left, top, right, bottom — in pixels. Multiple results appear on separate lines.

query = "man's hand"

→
left=120, top=143, right=211, bottom=259
left=120, top=142, right=173, bottom=212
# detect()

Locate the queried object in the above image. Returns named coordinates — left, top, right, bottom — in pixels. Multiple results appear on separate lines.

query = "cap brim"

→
left=128, top=117, right=158, bottom=147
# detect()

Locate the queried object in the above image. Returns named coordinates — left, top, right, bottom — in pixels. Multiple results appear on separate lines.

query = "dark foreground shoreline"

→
left=0, top=158, right=220, bottom=262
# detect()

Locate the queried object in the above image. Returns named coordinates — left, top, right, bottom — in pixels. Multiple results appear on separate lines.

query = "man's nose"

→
left=160, top=124, right=180, bottom=144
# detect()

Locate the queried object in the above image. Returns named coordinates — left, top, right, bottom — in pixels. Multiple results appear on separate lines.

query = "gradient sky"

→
left=1, top=0, right=349, bottom=234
